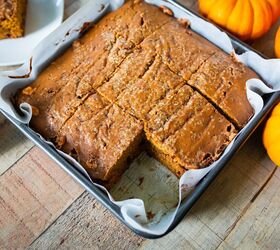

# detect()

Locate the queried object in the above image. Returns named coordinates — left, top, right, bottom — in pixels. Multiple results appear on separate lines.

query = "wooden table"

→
left=1, top=1, right=280, bottom=249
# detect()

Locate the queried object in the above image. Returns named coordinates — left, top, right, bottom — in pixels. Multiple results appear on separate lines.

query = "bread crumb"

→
left=230, top=52, right=240, bottom=63
left=31, top=106, right=39, bottom=116
left=178, top=18, right=190, bottom=28
left=56, top=135, right=66, bottom=148
left=22, top=86, right=35, bottom=95
left=159, top=5, right=173, bottom=16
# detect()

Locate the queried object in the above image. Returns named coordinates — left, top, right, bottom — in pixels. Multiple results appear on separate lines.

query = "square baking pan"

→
left=1, top=0, right=280, bottom=239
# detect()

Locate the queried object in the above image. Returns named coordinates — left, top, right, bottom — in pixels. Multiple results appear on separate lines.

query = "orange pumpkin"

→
left=267, top=0, right=280, bottom=23
left=263, top=103, right=280, bottom=166
left=199, top=0, right=280, bottom=40
left=275, top=26, right=280, bottom=58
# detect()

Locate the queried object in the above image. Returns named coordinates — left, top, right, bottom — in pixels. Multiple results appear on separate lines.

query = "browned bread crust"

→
left=58, top=94, right=143, bottom=182
left=16, top=0, right=256, bottom=181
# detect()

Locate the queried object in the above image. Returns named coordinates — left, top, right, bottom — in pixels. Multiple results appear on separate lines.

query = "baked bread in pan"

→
left=16, top=0, right=257, bottom=183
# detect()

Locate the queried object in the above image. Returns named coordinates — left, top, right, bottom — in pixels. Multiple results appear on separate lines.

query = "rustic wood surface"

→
left=0, top=0, right=279, bottom=249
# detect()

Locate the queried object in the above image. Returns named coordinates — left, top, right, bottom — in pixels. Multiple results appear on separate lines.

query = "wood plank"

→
left=0, top=113, right=34, bottom=175
left=141, top=129, right=276, bottom=249
left=26, top=128, right=275, bottom=250
left=0, top=1, right=278, bottom=249
left=218, top=168, right=280, bottom=250
left=0, top=147, right=83, bottom=249
left=29, top=192, right=143, bottom=250
left=141, top=213, right=222, bottom=250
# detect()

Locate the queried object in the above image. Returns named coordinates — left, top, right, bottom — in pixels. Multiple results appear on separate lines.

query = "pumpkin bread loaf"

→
left=58, top=94, right=143, bottom=184
left=188, top=54, right=258, bottom=129
left=0, top=0, right=27, bottom=39
left=145, top=85, right=237, bottom=175
left=16, top=0, right=257, bottom=184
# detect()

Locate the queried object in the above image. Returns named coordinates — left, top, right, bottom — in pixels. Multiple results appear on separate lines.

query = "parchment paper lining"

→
left=0, top=0, right=280, bottom=235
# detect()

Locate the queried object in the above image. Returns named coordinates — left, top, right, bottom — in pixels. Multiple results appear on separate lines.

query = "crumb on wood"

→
left=147, top=211, right=155, bottom=220
left=138, top=176, right=144, bottom=186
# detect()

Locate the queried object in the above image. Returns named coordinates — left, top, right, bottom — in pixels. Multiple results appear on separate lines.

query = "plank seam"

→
left=28, top=191, right=86, bottom=247
left=215, top=165, right=278, bottom=249
left=0, top=145, right=35, bottom=177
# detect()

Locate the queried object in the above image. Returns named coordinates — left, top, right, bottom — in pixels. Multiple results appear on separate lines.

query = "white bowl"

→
left=0, top=0, right=64, bottom=66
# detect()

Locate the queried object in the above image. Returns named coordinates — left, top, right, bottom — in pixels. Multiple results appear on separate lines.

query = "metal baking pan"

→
left=1, top=0, right=280, bottom=239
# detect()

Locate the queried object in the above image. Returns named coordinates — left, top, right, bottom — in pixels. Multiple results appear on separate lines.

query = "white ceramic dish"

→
left=0, top=0, right=64, bottom=66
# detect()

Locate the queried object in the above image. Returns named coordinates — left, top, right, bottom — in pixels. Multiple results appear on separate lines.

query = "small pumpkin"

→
left=275, top=26, right=280, bottom=58
left=198, top=0, right=280, bottom=40
left=263, top=103, right=280, bottom=166
left=267, top=0, right=280, bottom=23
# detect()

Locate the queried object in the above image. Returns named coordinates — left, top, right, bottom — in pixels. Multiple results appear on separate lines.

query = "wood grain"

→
left=142, top=212, right=222, bottom=250
left=29, top=192, right=143, bottom=250
left=218, top=168, right=280, bottom=250
left=0, top=113, right=34, bottom=175
left=0, top=0, right=279, bottom=249
left=141, top=129, right=277, bottom=250
left=0, top=147, right=83, bottom=249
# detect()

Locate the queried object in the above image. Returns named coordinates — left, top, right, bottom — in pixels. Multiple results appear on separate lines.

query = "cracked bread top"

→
left=142, top=20, right=255, bottom=128
left=15, top=0, right=257, bottom=179
left=57, top=94, right=143, bottom=181
left=16, top=0, right=174, bottom=138
left=145, top=85, right=237, bottom=169
left=116, top=56, right=185, bottom=119
left=16, top=49, right=74, bottom=139
left=188, top=53, right=257, bottom=128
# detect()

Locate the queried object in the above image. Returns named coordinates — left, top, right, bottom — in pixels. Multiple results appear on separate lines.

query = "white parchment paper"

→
left=0, top=0, right=280, bottom=235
